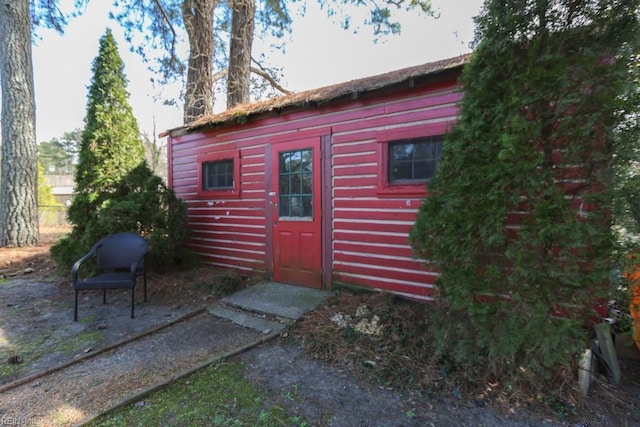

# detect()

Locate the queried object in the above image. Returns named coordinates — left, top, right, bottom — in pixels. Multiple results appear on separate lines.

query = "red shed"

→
left=165, top=54, right=469, bottom=301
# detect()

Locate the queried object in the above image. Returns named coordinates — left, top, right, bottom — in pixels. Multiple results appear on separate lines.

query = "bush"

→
left=52, top=30, right=196, bottom=275
left=50, top=234, right=89, bottom=274
left=409, top=0, right=639, bottom=398
left=52, top=163, right=196, bottom=273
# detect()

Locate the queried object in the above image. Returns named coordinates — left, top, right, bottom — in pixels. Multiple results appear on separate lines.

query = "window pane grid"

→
left=279, top=149, right=312, bottom=218
left=388, top=135, right=443, bottom=184
left=203, top=159, right=234, bottom=191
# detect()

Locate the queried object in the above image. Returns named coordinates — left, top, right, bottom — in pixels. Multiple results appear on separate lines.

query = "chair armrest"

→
left=71, top=244, right=100, bottom=284
left=129, top=254, right=146, bottom=275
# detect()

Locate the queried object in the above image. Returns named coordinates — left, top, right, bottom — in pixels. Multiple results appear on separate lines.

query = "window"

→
left=203, top=159, right=233, bottom=191
left=279, top=149, right=313, bottom=218
left=197, top=150, right=240, bottom=198
left=376, top=124, right=450, bottom=197
left=388, top=135, right=443, bottom=184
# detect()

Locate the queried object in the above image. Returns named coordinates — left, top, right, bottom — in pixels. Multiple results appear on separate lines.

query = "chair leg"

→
left=143, top=272, right=147, bottom=302
left=103, top=289, right=107, bottom=304
left=74, top=290, right=79, bottom=321
left=131, top=288, right=135, bottom=319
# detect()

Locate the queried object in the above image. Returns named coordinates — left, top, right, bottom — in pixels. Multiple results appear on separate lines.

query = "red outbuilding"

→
left=165, top=54, right=469, bottom=301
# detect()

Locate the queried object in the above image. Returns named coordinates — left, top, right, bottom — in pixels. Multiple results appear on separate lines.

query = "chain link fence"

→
left=39, top=205, right=71, bottom=242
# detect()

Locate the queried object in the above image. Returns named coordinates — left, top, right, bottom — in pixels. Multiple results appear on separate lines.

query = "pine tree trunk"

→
left=227, top=0, right=255, bottom=108
left=182, top=0, right=216, bottom=124
left=0, top=0, right=40, bottom=247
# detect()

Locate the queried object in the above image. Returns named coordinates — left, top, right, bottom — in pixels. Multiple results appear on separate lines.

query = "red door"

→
left=271, top=138, right=322, bottom=288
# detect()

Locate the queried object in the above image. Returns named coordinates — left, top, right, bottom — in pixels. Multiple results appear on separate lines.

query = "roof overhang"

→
left=163, top=53, right=471, bottom=138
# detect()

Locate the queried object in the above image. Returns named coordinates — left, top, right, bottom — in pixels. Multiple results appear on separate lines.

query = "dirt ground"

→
left=1, top=241, right=640, bottom=426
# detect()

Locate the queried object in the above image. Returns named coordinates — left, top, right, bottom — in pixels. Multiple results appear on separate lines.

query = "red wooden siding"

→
left=170, top=132, right=270, bottom=271
left=328, top=86, right=461, bottom=300
left=166, top=55, right=607, bottom=308
left=168, top=76, right=462, bottom=300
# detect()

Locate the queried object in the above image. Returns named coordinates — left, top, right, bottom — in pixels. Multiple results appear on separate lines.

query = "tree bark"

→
left=182, top=0, right=216, bottom=124
left=0, top=0, right=40, bottom=247
left=227, top=0, right=255, bottom=108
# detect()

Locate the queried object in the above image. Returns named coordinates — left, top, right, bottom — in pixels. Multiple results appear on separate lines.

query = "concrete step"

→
left=208, top=304, right=287, bottom=334
left=208, top=281, right=329, bottom=332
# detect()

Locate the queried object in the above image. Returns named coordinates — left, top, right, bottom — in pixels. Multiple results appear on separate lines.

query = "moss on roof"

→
left=166, top=53, right=471, bottom=136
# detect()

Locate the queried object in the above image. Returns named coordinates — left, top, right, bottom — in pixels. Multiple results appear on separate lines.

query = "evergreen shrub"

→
left=51, top=29, right=195, bottom=273
left=409, top=0, right=640, bottom=396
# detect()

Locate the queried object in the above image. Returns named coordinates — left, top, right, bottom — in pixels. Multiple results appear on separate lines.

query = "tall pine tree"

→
left=53, top=29, right=192, bottom=272
left=68, top=29, right=145, bottom=237
left=0, top=0, right=39, bottom=247
left=410, top=0, right=640, bottom=394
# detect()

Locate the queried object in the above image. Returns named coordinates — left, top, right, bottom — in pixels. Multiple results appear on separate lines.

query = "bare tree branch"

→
left=249, top=66, right=292, bottom=95
left=213, top=66, right=292, bottom=96
left=213, top=68, right=228, bottom=82
left=151, top=0, right=178, bottom=62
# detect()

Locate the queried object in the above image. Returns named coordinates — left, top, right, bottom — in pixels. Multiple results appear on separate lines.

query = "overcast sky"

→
left=31, top=0, right=484, bottom=143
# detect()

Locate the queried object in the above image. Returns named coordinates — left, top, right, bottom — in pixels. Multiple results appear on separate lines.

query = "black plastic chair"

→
left=72, top=232, right=148, bottom=321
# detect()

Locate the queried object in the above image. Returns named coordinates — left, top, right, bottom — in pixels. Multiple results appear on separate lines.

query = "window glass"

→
left=388, top=135, right=443, bottom=184
left=279, top=149, right=313, bottom=217
left=203, top=159, right=234, bottom=191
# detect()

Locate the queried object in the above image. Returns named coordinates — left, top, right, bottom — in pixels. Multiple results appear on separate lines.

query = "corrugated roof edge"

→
left=162, top=53, right=472, bottom=137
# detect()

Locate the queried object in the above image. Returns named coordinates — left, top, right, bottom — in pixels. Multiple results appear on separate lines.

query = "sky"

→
left=31, top=0, right=484, bottom=143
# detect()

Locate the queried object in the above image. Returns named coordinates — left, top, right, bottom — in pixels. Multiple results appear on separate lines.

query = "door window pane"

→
left=279, top=149, right=313, bottom=218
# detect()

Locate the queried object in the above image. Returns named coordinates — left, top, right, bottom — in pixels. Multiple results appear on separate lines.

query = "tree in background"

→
left=410, top=0, right=640, bottom=396
left=112, top=0, right=434, bottom=118
left=112, top=0, right=289, bottom=121
left=0, top=0, right=39, bottom=247
left=181, top=0, right=217, bottom=121
left=39, top=126, right=167, bottom=180
left=141, top=123, right=168, bottom=182
left=0, top=0, right=88, bottom=247
left=226, top=0, right=255, bottom=107
left=37, top=162, right=59, bottom=206
left=53, top=29, right=192, bottom=271
left=38, top=129, right=82, bottom=175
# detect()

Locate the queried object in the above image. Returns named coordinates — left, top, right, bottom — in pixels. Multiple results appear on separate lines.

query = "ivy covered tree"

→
left=410, top=0, right=640, bottom=394
left=53, top=29, right=192, bottom=271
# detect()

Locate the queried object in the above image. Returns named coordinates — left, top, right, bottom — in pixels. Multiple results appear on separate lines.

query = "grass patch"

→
left=0, top=320, right=103, bottom=380
left=55, top=330, right=103, bottom=353
left=79, top=314, right=98, bottom=324
left=89, top=360, right=309, bottom=427
left=0, top=333, right=49, bottom=379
